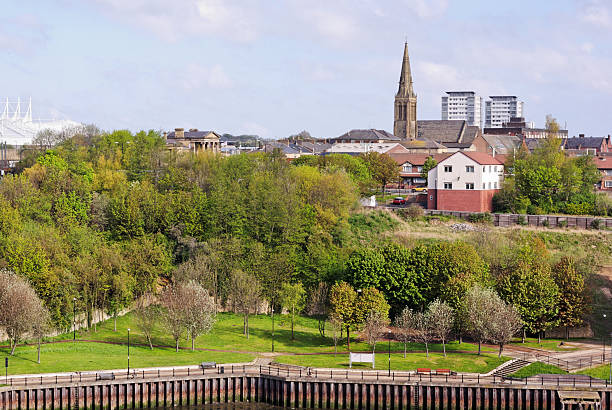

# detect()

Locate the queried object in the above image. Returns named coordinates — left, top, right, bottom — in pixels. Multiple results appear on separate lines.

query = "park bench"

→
left=416, top=368, right=431, bottom=375
left=96, top=373, right=115, bottom=381
left=435, top=369, right=452, bottom=375
left=200, top=362, right=217, bottom=369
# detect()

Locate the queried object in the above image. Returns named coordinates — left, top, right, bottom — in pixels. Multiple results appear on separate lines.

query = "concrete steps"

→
left=492, top=359, right=531, bottom=377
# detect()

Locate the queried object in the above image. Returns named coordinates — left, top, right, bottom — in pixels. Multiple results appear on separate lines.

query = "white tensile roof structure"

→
left=0, top=98, right=81, bottom=145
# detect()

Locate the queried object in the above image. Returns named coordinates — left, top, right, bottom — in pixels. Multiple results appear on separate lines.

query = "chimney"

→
left=175, top=128, right=184, bottom=139
left=162, top=131, right=168, bottom=140
left=579, top=133, right=585, bottom=138
left=189, top=128, right=198, bottom=132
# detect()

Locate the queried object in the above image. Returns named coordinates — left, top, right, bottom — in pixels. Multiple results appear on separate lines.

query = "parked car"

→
left=392, top=197, right=406, bottom=205
left=413, top=187, right=428, bottom=193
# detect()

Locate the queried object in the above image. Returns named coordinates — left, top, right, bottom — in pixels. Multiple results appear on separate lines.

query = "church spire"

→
left=397, top=42, right=414, bottom=98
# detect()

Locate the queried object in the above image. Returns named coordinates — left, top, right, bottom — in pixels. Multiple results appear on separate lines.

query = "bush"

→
left=558, top=219, right=568, bottom=228
left=517, top=215, right=527, bottom=225
left=468, top=212, right=493, bottom=224
left=404, top=204, right=424, bottom=220
left=590, top=219, right=602, bottom=230
left=541, top=218, right=549, bottom=227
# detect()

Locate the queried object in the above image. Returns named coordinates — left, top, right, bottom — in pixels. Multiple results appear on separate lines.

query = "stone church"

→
left=393, top=43, right=417, bottom=141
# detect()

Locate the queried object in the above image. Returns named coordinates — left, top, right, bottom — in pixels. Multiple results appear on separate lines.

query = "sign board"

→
left=349, top=352, right=375, bottom=369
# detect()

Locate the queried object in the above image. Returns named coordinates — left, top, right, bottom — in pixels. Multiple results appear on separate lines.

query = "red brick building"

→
left=427, top=152, right=504, bottom=212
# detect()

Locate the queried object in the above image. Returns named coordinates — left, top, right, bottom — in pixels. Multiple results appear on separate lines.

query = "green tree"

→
left=552, top=257, right=588, bottom=338
left=421, top=157, right=437, bottom=183
left=329, top=281, right=357, bottom=349
left=279, top=282, right=306, bottom=340
left=359, top=152, right=398, bottom=195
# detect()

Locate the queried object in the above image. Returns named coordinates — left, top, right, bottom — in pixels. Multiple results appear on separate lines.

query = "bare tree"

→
left=465, top=286, right=496, bottom=355
left=362, top=310, right=388, bottom=355
left=0, top=270, right=50, bottom=355
left=307, top=282, right=329, bottom=337
left=427, top=300, right=454, bottom=357
left=487, top=299, right=523, bottom=357
left=394, top=307, right=412, bottom=358
left=134, top=295, right=158, bottom=350
left=328, top=315, right=342, bottom=356
left=161, top=285, right=185, bottom=352
left=181, top=281, right=216, bottom=350
left=31, top=303, right=51, bottom=364
left=229, top=270, right=261, bottom=339
left=408, top=310, right=433, bottom=358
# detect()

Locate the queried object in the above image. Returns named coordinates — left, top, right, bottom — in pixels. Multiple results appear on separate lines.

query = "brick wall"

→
left=427, top=188, right=498, bottom=212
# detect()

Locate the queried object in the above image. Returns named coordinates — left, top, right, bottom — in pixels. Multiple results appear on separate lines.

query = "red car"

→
left=392, top=197, right=406, bottom=205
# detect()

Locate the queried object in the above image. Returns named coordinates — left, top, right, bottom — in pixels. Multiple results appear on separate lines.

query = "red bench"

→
left=416, top=368, right=431, bottom=374
left=435, top=369, right=451, bottom=375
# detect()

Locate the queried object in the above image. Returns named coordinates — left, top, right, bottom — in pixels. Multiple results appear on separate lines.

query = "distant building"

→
left=164, top=128, right=221, bottom=153
left=472, top=134, right=522, bottom=155
left=594, top=156, right=612, bottom=191
left=427, top=151, right=504, bottom=212
left=416, top=120, right=480, bottom=152
left=562, top=135, right=612, bottom=156
left=484, top=117, right=568, bottom=139
left=485, top=96, right=524, bottom=128
left=324, top=142, right=407, bottom=155
left=441, top=91, right=482, bottom=127
left=330, top=129, right=400, bottom=144
left=393, top=43, right=418, bottom=140
left=390, top=153, right=451, bottom=188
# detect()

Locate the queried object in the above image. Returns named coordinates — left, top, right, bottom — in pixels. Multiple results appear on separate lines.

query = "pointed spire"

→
left=397, top=42, right=414, bottom=97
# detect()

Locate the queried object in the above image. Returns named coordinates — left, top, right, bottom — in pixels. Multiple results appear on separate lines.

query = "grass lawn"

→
left=51, top=312, right=488, bottom=355
left=577, top=364, right=612, bottom=380
left=274, top=352, right=508, bottom=374
left=508, top=338, right=577, bottom=352
left=0, top=342, right=253, bottom=375
left=510, top=362, right=567, bottom=378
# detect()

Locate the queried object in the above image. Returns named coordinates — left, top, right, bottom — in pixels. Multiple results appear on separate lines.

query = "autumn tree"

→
left=279, top=282, right=306, bottom=340
left=427, top=299, right=454, bottom=357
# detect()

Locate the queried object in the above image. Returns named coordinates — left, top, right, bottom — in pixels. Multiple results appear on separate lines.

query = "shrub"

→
left=541, top=218, right=549, bottom=228
left=590, top=219, right=602, bottom=230
left=468, top=212, right=493, bottom=224
left=558, top=219, right=568, bottom=228
left=404, top=204, right=424, bottom=220
left=517, top=215, right=527, bottom=225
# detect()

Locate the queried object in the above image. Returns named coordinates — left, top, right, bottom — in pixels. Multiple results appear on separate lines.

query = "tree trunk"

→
left=404, top=342, right=406, bottom=358
left=443, top=339, right=446, bottom=358
left=147, top=335, right=153, bottom=350
left=459, top=335, right=463, bottom=344
left=538, top=331, right=541, bottom=344
left=498, top=343, right=503, bottom=358
left=10, top=340, right=16, bottom=355
left=246, top=314, right=250, bottom=339
left=243, top=314, right=247, bottom=335
left=291, top=307, right=295, bottom=340
left=566, top=326, right=569, bottom=340
left=114, top=314, right=117, bottom=332
left=478, top=340, right=481, bottom=355
left=522, top=328, right=526, bottom=343
left=175, top=339, right=179, bottom=352
left=425, top=342, right=429, bottom=358
left=37, top=337, right=41, bottom=364
left=334, top=342, right=337, bottom=357
left=346, top=326, right=350, bottom=350
left=192, top=334, right=195, bottom=351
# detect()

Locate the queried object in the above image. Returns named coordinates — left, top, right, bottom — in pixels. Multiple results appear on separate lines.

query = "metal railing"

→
left=2, top=364, right=611, bottom=390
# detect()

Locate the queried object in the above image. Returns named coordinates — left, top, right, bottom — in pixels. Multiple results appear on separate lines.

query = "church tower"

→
left=394, top=43, right=417, bottom=140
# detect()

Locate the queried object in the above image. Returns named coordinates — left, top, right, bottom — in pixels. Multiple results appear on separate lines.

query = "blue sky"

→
left=1, top=0, right=611, bottom=138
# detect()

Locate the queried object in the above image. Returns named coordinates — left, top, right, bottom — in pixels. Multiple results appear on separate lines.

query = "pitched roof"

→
left=332, top=129, right=400, bottom=142
left=562, top=137, right=607, bottom=149
left=459, top=151, right=504, bottom=165
left=325, top=142, right=401, bottom=154
left=400, top=138, right=447, bottom=149
left=594, top=157, right=612, bottom=169
left=166, top=130, right=220, bottom=139
left=481, top=134, right=522, bottom=153
left=417, top=120, right=467, bottom=143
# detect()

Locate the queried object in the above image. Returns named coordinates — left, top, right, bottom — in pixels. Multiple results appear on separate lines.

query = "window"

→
left=466, top=165, right=474, bottom=173
left=483, top=183, right=486, bottom=189
left=444, top=182, right=453, bottom=189
left=494, top=182, right=498, bottom=189
left=402, top=164, right=412, bottom=172
left=605, top=181, right=612, bottom=188
left=444, top=165, right=453, bottom=172
left=465, top=183, right=474, bottom=190
left=605, top=170, right=612, bottom=176
left=483, top=166, right=486, bottom=172
left=488, top=182, right=492, bottom=189
left=488, top=165, right=492, bottom=172
left=416, top=166, right=423, bottom=172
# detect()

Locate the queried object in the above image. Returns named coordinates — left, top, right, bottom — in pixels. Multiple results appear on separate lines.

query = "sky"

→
left=2, top=0, right=612, bottom=138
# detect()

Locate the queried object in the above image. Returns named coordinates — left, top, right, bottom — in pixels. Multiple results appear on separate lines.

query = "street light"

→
left=388, top=330, right=391, bottom=377
left=127, top=328, right=131, bottom=377
left=73, top=297, right=77, bottom=341
left=271, top=306, right=275, bottom=353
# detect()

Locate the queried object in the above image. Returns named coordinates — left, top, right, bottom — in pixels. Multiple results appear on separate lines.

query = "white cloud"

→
left=580, top=0, right=612, bottom=27
left=0, top=15, right=48, bottom=55
left=404, top=0, right=449, bottom=18
left=299, top=7, right=359, bottom=45
left=89, top=0, right=258, bottom=42
left=179, top=63, right=233, bottom=90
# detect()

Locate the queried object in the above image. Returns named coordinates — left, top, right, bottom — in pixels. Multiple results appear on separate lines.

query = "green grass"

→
left=274, top=352, right=508, bottom=374
left=510, top=362, right=567, bottom=378
left=0, top=342, right=253, bottom=375
left=508, top=338, right=577, bottom=352
left=577, top=364, right=612, bottom=380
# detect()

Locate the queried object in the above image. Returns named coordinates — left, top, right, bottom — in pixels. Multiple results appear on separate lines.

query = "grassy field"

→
left=51, top=311, right=490, bottom=355
left=510, top=362, right=567, bottom=378
left=274, top=352, right=508, bottom=374
left=577, top=364, right=612, bottom=380
left=508, top=338, right=578, bottom=352
left=0, top=342, right=253, bottom=375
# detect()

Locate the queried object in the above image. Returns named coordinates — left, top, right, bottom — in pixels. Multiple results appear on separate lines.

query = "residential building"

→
left=390, top=153, right=451, bottom=188
left=484, top=117, right=568, bottom=139
left=393, top=43, right=417, bottom=140
left=485, top=96, right=524, bottom=128
left=400, top=139, right=448, bottom=154
left=562, top=135, right=612, bottom=156
left=416, top=120, right=480, bottom=152
left=324, top=142, right=408, bottom=155
left=164, top=128, right=221, bottom=153
left=330, top=129, right=400, bottom=144
left=427, top=151, right=504, bottom=212
left=441, top=91, right=482, bottom=127
left=472, top=134, right=522, bottom=155
left=594, top=156, right=612, bottom=191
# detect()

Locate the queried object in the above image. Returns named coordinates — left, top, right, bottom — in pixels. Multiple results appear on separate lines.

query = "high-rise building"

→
left=393, top=43, right=417, bottom=140
left=484, top=96, right=524, bottom=128
left=441, top=91, right=482, bottom=127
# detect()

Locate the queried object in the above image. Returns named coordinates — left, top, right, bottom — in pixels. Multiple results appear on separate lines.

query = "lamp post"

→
left=388, top=330, right=391, bottom=376
left=271, top=306, right=275, bottom=353
left=127, top=328, right=131, bottom=377
left=605, top=314, right=611, bottom=384
left=72, top=297, right=76, bottom=341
